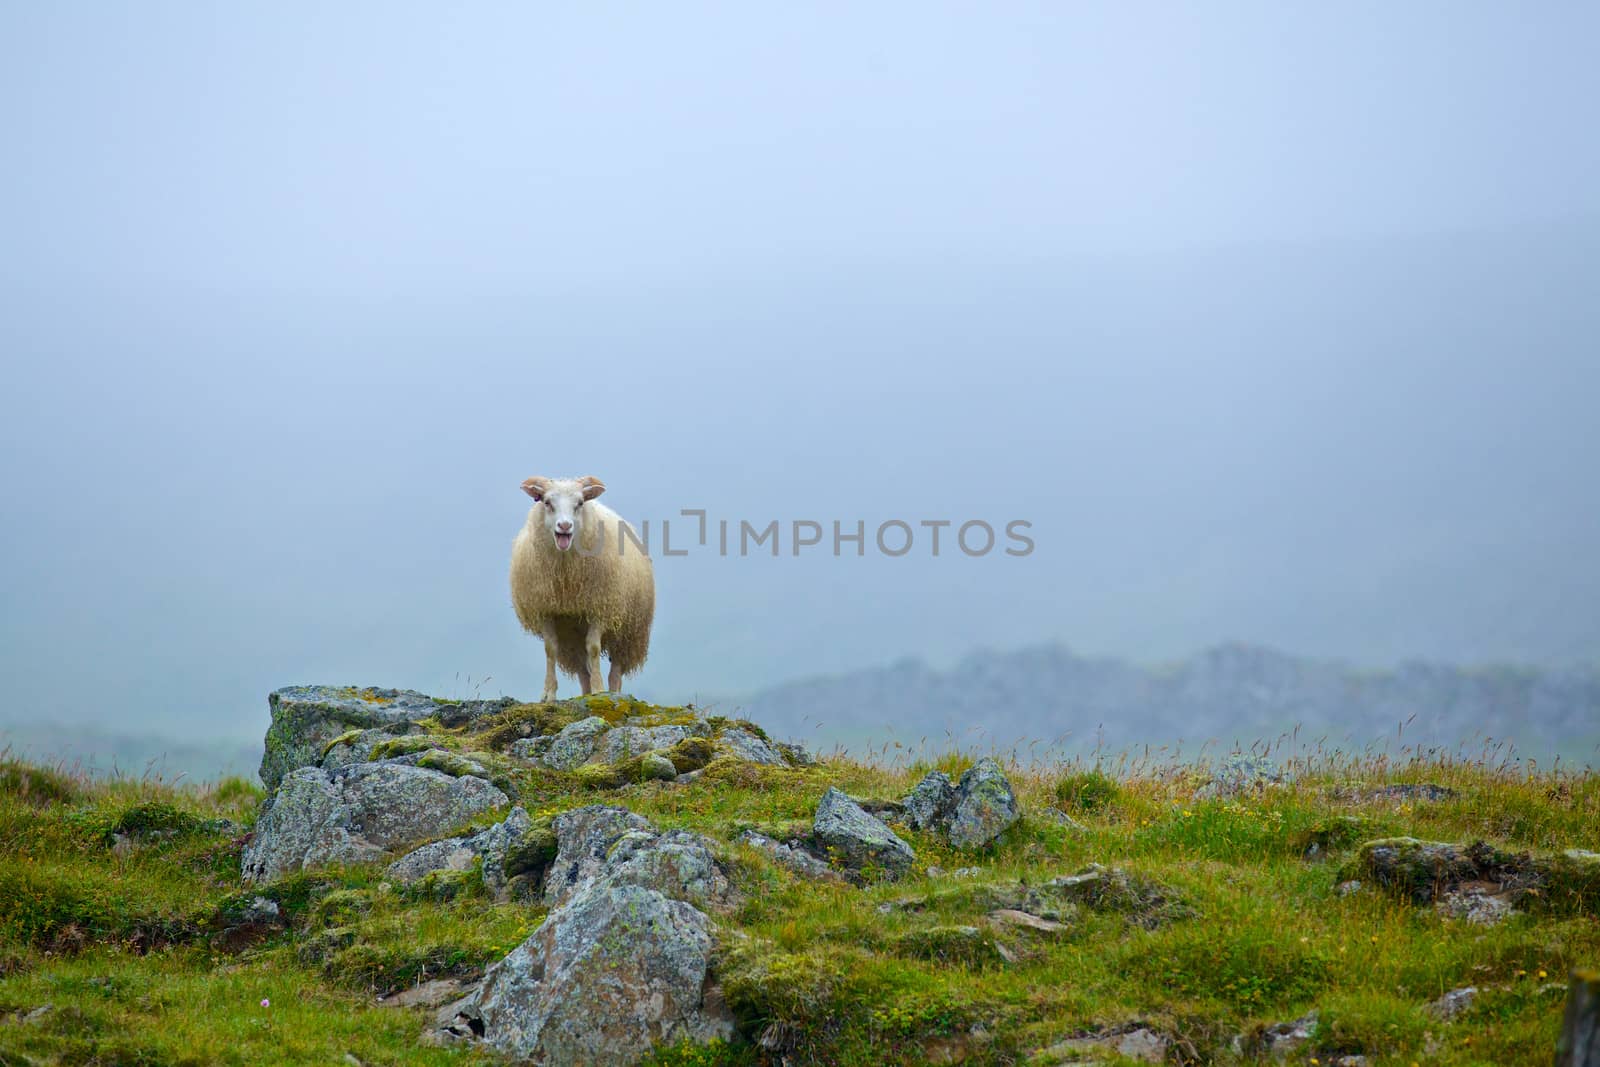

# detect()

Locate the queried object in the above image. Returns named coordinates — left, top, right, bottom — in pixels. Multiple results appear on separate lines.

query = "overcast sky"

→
left=2, top=4, right=1597, bottom=746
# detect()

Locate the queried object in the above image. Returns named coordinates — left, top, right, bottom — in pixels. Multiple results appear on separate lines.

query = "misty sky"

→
left=2, top=4, right=1598, bottom=747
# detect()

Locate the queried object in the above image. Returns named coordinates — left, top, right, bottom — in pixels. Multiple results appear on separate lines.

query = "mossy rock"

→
left=705, top=716, right=771, bottom=742
left=369, top=735, right=448, bottom=761
left=1536, top=849, right=1600, bottom=912
left=502, top=823, right=559, bottom=880
left=719, top=941, right=849, bottom=1025
left=1340, top=838, right=1522, bottom=905
left=296, top=924, right=359, bottom=965
left=414, top=749, right=490, bottom=779
left=891, top=924, right=1010, bottom=968
left=471, top=702, right=589, bottom=751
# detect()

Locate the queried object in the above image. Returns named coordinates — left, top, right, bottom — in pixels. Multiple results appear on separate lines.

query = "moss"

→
left=368, top=735, right=446, bottom=761
left=311, top=889, right=372, bottom=927
left=471, top=702, right=587, bottom=751
left=320, top=730, right=363, bottom=758
left=0, top=759, right=79, bottom=805
left=414, top=749, right=487, bottom=779
left=503, top=823, right=559, bottom=880
left=664, top=737, right=716, bottom=774
left=575, top=763, right=626, bottom=790
left=1533, top=849, right=1600, bottom=913
left=1296, top=815, right=1379, bottom=859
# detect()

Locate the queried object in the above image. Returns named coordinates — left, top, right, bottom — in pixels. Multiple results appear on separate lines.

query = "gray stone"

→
left=903, top=771, right=956, bottom=831
left=1436, top=887, right=1514, bottom=925
left=639, top=753, right=679, bottom=781
left=736, top=830, right=845, bottom=883
left=717, top=727, right=787, bottom=766
left=541, top=716, right=611, bottom=770
left=384, top=806, right=536, bottom=898
left=507, top=735, right=553, bottom=761
left=598, top=724, right=691, bottom=763
left=1036, top=1026, right=1167, bottom=1064
left=1259, top=1011, right=1318, bottom=1060
left=542, top=805, right=653, bottom=906
left=604, top=828, right=734, bottom=910
left=261, top=686, right=443, bottom=789
left=946, top=758, right=1021, bottom=848
left=812, top=787, right=914, bottom=876
left=775, top=741, right=817, bottom=766
left=242, top=762, right=508, bottom=883
left=455, top=882, right=734, bottom=1065
left=1195, top=753, right=1287, bottom=800
left=320, top=724, right=427, bottom=772
left=1429, top=986, right=1477, bottom=1020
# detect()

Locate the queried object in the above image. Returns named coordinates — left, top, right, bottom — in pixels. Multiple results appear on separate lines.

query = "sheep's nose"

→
left=556, top=521, right=573, bottom=533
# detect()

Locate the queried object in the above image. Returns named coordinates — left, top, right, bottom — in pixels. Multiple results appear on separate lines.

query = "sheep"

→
left=510, top=475, right=656, bottom=701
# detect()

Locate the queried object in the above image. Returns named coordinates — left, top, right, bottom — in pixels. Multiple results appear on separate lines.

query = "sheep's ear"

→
left=522, top=477, right=551, bottom=500
left=578, top=476, right=606, bottom=501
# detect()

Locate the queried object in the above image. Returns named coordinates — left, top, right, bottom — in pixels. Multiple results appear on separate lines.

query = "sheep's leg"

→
left=539, top=621, right=560, bottom=702
left=608, top=660, right=622, bottom=694
left=584, top=621, right=606, bottom=695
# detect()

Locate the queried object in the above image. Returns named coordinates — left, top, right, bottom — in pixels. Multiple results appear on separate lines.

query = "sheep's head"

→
left=521, top=475, right=606, bottom=552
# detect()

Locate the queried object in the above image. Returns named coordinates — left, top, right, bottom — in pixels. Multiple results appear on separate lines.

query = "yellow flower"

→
left=1538, top=969, right=1548, bottom=978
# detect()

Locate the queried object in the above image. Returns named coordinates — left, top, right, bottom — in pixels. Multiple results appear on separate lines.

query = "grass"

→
left=1, top=704, right=1596, bottom=1065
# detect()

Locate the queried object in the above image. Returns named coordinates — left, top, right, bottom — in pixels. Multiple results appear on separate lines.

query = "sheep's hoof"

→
left=541, top=687, right=558, bottom=702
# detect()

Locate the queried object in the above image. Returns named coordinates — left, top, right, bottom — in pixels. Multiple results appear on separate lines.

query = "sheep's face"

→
left=521, top=475, right=606, bottom=552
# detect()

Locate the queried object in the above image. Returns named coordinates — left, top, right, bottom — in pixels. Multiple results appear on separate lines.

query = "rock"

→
left=1429, top=986, right=1478, bottom=1020
left=812, top=787, right=915, bottom=877
left=507, top=735, right=553, bottom=761
left=385, top=807, right=544, bottom=900
left=450, top=883, right=735, bottom=1065
left=774, top=741, right=817, bottom=766
left=1258, top=1011, right=1318, bottom=1060
left=946, top=758, right=1021, bottom=848
left=988, top=909, right=1070, bottom=934
left=260, top=686, right=444, bottom=790
left=321, top=724, right=428, bottom=772
left=1194, top=753, right=1286, bottom=800
left=598, top=724, right=692, bottom=763
left=379, top=977, right=476, bottom=1010
left=241, top=762, right=508, bottom=883
left=1046, top=864, right=1189, bottom=927
left=639, top=753, right=679, bottom=781
left=1038, top=808, right=1090, bottom=832
left=717, top=726, right=787, bottom=766
left=604, top=828, right=735, bottom=910
left=1333, top=782, right=1458, bottom=803
left=541, top=806, right=732, bottom=910
left=540, top=716, right=611, bottom=770
left=542, top=806, right=653, bottom=906
left=211, top=895, right=285, bottom=952
left=736, top=830, right=845, bottom=883
left=1341, top=837, right=1553, bottom=907
left=1335, top=879, right=1363, bottom=897
left=1436, top=885, right=1515, bottom=925
left=1035, top=1026, right=1168, bottom=1064
left=903, top=771, right=956, bottom=831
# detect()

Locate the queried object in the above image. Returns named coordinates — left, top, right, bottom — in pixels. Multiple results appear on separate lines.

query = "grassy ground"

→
left=0, top=709, right=1595, bottom=1066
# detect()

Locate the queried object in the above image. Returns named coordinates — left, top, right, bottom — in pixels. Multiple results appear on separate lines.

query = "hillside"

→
left=737, top=643, right=1600, bottom=765
left=1, top=685, right=1597, bottom=1065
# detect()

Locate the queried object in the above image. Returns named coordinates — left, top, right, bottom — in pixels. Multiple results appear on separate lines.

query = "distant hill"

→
left=733, top=643, right=1600, bottom=766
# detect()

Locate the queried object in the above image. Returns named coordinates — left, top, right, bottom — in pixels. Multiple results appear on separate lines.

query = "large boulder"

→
left=242, top=762, right=507, bottom=883
left=717, top=727, right=787, bottom=767
left=260, top=686, right=440, bottom=789
left=385, top=806, right=543, bottom=899
left=813, top=788, right=914, bottom=877
left=946, top=758, right=1021, bottom=848
left=450, top=882, right=734, bottom=1065
left=901, top=758, right=1020, bottom=849
left=598, top=724, right=696, bottom=763
left=541, top=806, right=733, bottom=911
left=542, top=806, right=653, bottom=905
left=540, top=716, right=612, bottom=771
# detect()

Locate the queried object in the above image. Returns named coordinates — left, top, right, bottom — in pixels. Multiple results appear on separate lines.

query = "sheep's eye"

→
left=531, top=495, right=541, bottom=503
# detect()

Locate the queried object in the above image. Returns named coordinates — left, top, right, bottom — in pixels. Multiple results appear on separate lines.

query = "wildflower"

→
left=1516, top=968, right=1527, bottom=977
left=260, top=998, right=270, bottom=1009
left=1538, top=969, right=1548, bottom=978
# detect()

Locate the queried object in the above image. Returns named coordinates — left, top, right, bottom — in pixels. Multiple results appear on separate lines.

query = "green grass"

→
left=1, top=706, right=1596, bottom=1065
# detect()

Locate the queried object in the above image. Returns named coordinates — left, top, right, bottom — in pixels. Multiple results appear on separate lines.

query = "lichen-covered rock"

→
left=1437, top=886, right=1515, bottom=925
left=542, top=805, right=654, bottom=905
left=320, top=723, right=428, bottom=772
left=903, top=771, right=956, bottom=831
left=383, top=806, right=539, bottom=898
left=639, top=753, right=679, bottom=781
left=599, top=724, right=692, bottom=763
left=1342, top=838, right=1528, bottom=906
left=604, top=828, right=735, bottom=910
left=1429, top=986, right=1478, bottom=1020
left=1034, top=1025, right=1169, bottom=1064
left=1045, top=864, right=1190, bottom=928
left=736, top=830, right=845, bottom=883
left=541, top=716, right=611, bottom=770
left=241, top=762, right=507, bottom=883
left=1194, top=753, right=1287, bottom=800
left=507, top=735, right=553, bottom=761
left=717, top=727, right=787, bottom=766
left=812, top=787, right=914, bottom=877
left=261, top=686, right=443, bottom=789
left=450, top=882, right=734, bottom=1065
left=946, top=757, right=1021, bottom=848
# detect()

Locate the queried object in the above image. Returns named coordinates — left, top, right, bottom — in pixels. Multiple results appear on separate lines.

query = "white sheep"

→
left=510, top=475, right=656, bottom=700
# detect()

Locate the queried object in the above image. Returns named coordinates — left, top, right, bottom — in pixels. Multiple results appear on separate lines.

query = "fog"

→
left=2, top=4, right=1597, bottom=756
